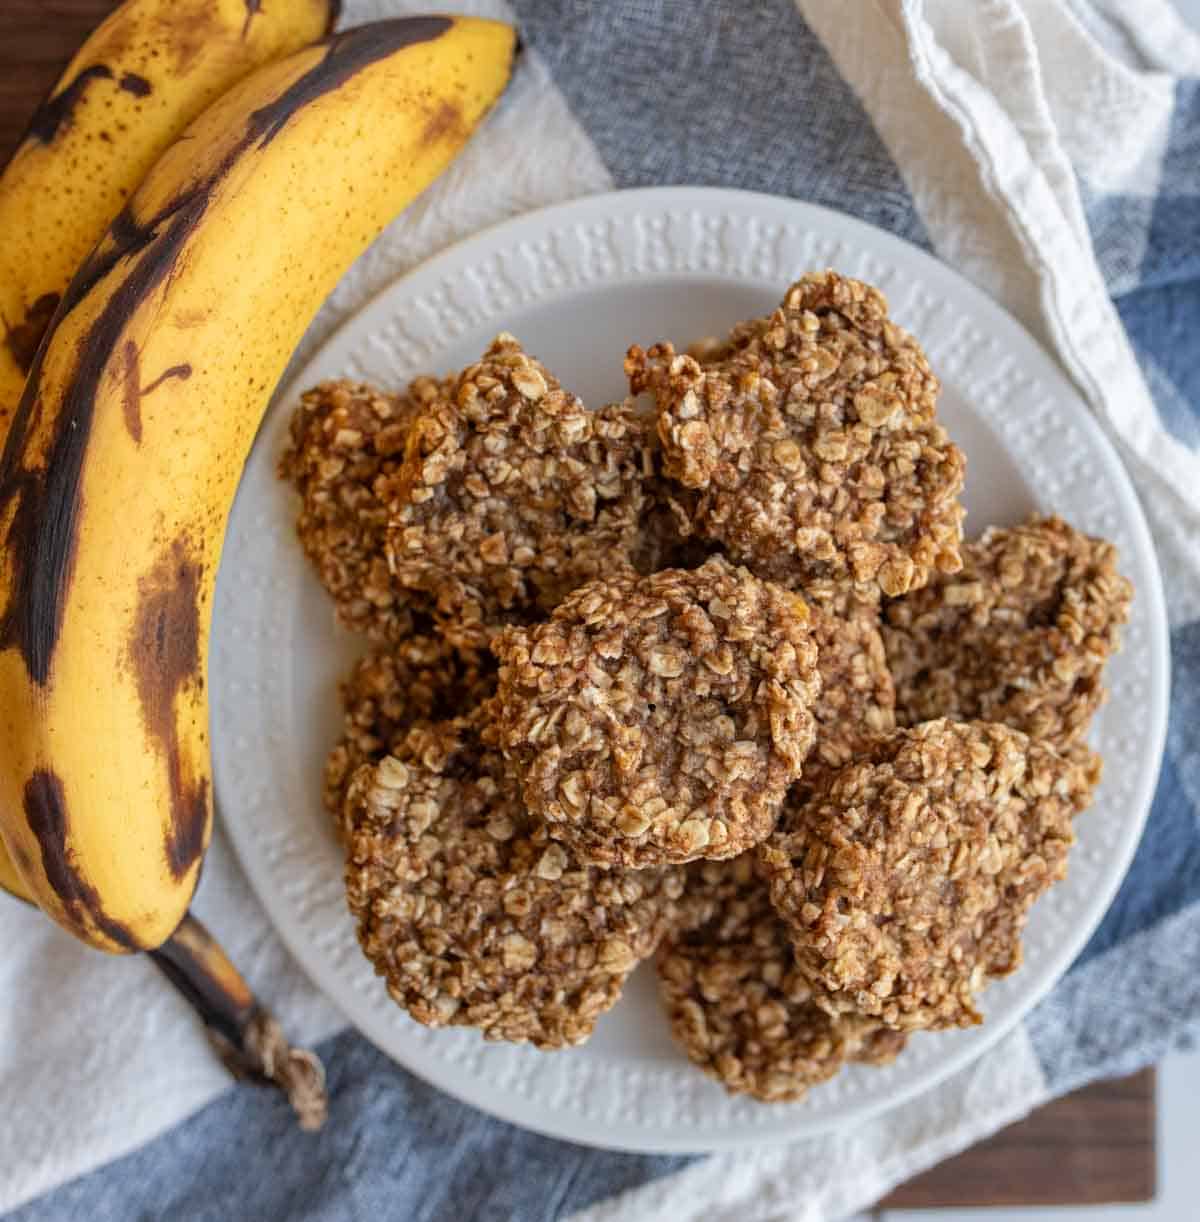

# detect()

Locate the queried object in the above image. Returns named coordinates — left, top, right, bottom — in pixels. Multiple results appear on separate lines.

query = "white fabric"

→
left=2, top=0, right=1194, bottom=1217
left=0, top=831, right=342, bottom=1210
left=1074, top=0, right=1200, bottom=74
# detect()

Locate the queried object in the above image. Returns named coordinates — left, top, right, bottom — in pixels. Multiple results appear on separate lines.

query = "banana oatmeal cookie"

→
left=657, top=855, right=906, bottom=1102
left=883, top=515, right=1133, bottom=749
left=344, top=715, right=684, bottom=1049
left=489, top=557, right=821, bottom=868
left=385, top=334, right=655, bottom=650
left=280, top=377, right=448, bottom=642
left=760, top=719, right=1099, bottom=1031
left=626, top=271, right=965, bottom=600
left=323, top=637, right=495, bottom=836
left=796, top=577, right=883, bottom=626
left=803, top=606, right=895, bottom=790
left=669, top=853, right=765, bottom=936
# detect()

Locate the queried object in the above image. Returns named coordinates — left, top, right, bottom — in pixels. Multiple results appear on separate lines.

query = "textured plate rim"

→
left=214, top=186, right=1170, bottom=1153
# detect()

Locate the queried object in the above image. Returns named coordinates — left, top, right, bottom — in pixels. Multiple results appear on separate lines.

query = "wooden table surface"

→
left=0, top=2, right=1157, bottom=1212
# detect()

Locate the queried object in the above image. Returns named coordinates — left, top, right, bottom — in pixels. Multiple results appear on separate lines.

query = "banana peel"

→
left=0, top=15, right=516, bottom=951
left=0, top=0, right=337, bottom=429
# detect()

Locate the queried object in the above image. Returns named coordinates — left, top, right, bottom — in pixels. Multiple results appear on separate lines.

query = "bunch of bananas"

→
left=0, top=0, right=516, bottom=1121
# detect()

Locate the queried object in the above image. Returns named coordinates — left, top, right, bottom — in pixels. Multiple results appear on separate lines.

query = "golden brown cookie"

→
left=802, top=606, right=896, bottom=792
left=323, top=638, right=495, bottom=836
left=882, top=515, right=1133, bottom=749
left=280, top=377, right=448, bottom=642
left=344, top=716, right=685, bottom=1049
left=657, top=855, right=906, bottom=1102
left=490, top=557, right=821, bottom=868
left=385, top=334, right=655, bottom=650
left=760, top=720, right=1099, bottom=1031
left=626, top=271, right=965, bottom=600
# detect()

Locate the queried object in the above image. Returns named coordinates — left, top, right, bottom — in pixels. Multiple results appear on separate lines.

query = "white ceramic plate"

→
left=212, top=187, right=1169, bottom=1153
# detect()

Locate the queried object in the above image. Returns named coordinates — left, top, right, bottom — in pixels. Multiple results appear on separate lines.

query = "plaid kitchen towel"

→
left=3, top=1, right=1198, bottom=1218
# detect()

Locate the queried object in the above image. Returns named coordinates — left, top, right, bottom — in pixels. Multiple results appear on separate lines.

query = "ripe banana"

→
left=0, top=0, right=336, bottom=433
left=0, top=837, right=31, bottom=901
left=0, top=16, right=516, bottom=952
left=0, top=841, right=326, bottom=1126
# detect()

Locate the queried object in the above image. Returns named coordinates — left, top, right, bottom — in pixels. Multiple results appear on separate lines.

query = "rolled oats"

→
left=288, top=295, right=1129, bottom=1080
left=489, top=557, right=821, bottom=868
left=883, top=515, right=1133, bottom=748
left=323, top=637, right=495, bottom=836
left=385, top=334, right=655, bottom=651
left=760, top=719, right=1099, bottom=1031
left=344, top=716, right=685, bottom=1049
left=626, top=271, right=965, bottom=600
left=801, top=606, right=896, bottom=792
left=279, top=377, right=448, bottom=642
left=657, top=854, right=907, bottom=1102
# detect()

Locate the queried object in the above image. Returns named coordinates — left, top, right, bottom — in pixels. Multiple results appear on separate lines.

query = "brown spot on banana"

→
left=143, top=363, right=193, bottom=396
left=242, top=0, right=341, bottom=44
left=249, top=17, right=453, bottom=147
left=121, top=339, right=142, bottom=443
left=242, top=0, right=264, bottom=41
left=128, top=540, right=209, bottom=879
left=0, top=18, right=459, bottom=688
left=0, top=191, right=207, bottom=685
left=119, top=72, right=152, bottom=98
left=421, top=100, right=466, bottom=147
left=24, top=64, right=114, bottom=145
left=172, top=307, right=212, bottom=330
left=154, top=8, right=214, bottom=78
left=3, top=293, right=60, bottom=377
left=22, top=769, right=138, bottom=949
left=122, top=344, right=192, bottom=443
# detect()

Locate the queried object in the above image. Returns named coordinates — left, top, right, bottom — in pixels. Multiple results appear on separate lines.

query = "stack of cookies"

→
left=280, top=271, right=1132, bottom=1102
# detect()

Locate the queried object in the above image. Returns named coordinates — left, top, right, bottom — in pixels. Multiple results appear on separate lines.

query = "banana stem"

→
left=2, top=876, right=327, bottom=1128
left=149, top=913, right=327, bottom=1131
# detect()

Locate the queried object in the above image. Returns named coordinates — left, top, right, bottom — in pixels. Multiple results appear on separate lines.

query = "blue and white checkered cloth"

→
left=3, top=2, right=1198, bottom=1218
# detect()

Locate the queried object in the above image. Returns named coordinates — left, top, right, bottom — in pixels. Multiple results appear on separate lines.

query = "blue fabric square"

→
left=6, top=1029, right=695, bottom=1222
left=509, top=0, right=929, bottom=247
left=1139, top=78, right=1200, bottom=290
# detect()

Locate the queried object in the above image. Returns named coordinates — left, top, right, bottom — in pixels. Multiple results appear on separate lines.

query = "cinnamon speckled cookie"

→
left=280, top=376, right=448, bottom=642
left=760, top=720, right=1099, bottom=1031
left=490, top=557, right=820, bottom=867
left=345, top=715, right=685, bottom=1049
left=323, top=637, right=494, bottom=836
left=626, top=271, right=965, bottom=600
left=883, top=514, right=1133, bottom=749
left=386, top=334, right=654, bottom=650
left=657, top=855, right=906, bottom=1102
